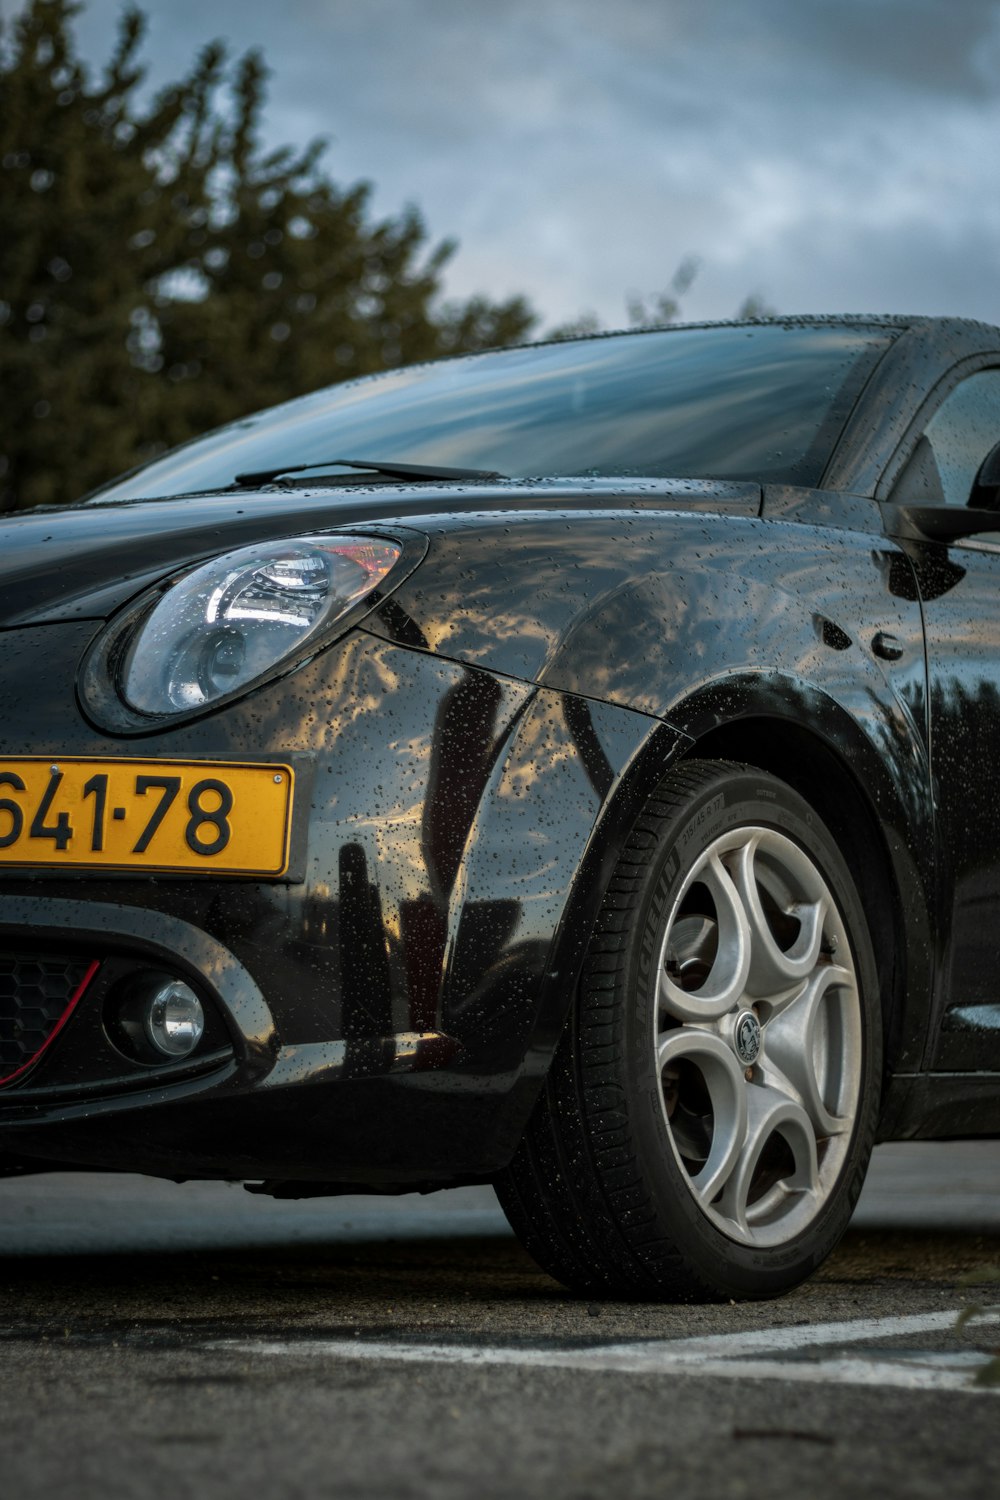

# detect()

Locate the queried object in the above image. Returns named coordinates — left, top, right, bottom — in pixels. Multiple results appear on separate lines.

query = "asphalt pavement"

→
left=1, top=1141, right=998, bottom=1500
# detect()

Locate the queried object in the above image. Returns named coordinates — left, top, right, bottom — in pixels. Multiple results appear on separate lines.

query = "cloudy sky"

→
left=6, top=0, right=1000, bottom=331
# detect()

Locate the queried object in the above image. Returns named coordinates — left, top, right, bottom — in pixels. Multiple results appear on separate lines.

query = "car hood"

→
left=0, top=477, right=760, bottom=627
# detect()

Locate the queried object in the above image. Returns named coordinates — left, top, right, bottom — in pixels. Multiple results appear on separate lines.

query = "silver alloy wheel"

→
left=655, top=825, right=862, bottom=1247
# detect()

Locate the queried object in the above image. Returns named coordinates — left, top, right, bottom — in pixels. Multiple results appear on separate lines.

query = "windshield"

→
left=87, top=323, right=893, bottom=503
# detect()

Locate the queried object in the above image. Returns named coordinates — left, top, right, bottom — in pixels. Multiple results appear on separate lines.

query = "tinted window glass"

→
left=922, top=370, right=1000, bottom=507
left=88, top=324, right=892, bottom=502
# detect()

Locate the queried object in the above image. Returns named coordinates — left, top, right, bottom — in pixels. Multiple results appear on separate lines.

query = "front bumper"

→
left=0, top=620, right=684, bottom=1186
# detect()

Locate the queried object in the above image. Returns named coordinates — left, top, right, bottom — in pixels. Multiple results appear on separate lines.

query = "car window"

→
left=84, top=324, right=894, bottom=503
left=922, top=369, right=1000, bottom=507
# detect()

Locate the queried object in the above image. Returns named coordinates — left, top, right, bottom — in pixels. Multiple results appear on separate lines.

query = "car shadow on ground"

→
left=1, top=1228, right=998, bottom=1352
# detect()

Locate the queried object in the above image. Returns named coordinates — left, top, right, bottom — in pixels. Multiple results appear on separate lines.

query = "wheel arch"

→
left=509, top=682, right=933, bottom=1157
left=542, top=683, right=933, bottom=1098
left=681, top=713, right=922, bottom=1107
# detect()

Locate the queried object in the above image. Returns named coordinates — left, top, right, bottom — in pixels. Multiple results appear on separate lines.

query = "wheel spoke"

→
left=729, top=835, right=827, bottom=995
left=657, top=1029, right=747, bottom=1203
left=759, top=977, right=809, bottom=1022
left=717, top=1085, right=819, bottom=1234
left=658, top=853, right=750, bottom=1022
left=763, top=965, right=858, bottom=1135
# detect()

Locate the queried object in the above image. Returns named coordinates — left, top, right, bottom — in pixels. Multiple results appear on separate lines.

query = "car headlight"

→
left=80, top=532, right=414, bottom=731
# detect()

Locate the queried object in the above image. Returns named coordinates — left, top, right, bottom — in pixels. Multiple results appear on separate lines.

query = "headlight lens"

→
left=120, top=534, right=401, bottom=715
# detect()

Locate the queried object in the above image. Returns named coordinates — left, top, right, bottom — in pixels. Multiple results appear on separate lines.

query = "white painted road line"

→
left=216, top=1307, right=1000, bottom=1396
left=607, top=1306, right=1000, bottom=1355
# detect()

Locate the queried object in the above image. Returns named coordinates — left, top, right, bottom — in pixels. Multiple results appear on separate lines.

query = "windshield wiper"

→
left=233, top=457, right=507, bottom=487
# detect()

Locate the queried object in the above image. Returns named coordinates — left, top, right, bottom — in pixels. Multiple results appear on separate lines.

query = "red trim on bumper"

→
left=0, top=959, right=100, bottom=1089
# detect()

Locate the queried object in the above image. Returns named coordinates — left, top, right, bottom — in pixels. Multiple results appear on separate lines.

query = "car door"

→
left=889, top=367, right=1000, bottom=1071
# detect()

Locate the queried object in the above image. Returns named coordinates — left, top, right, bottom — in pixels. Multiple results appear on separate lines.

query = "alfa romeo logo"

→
left=734, top=1010, right=761, bottom=1067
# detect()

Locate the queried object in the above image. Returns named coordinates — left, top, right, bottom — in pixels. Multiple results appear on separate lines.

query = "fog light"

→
left=106, top=971, right=214, bottom=1066
left=145, top=981, right=205, bottom=1057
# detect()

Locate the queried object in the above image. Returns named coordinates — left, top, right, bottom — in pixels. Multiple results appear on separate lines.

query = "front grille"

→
left=0, top=956, right=96, bottom=1085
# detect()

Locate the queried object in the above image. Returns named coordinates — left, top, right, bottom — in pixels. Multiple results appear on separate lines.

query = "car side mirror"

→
left=886, top=433, right=1000, bottom=543
left=971, top=437, right=1000, bottom=508
left=890, top=435, right=945, bottom=505
left=883, top=503, right=1000, bottom=544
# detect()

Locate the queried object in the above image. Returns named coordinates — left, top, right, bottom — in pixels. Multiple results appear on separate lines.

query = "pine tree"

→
left=0, top=0, right=536, bottom=510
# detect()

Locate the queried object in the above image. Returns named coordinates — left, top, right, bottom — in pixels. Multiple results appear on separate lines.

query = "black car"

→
left=2, top=315, right=999, bottom=1301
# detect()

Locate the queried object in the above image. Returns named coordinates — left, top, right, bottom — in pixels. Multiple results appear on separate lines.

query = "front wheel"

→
left=496, top=760, right=882, bottom=1301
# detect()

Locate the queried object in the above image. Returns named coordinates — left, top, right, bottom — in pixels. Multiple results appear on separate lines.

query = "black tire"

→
left=495, top=759, right=882, bottom=1301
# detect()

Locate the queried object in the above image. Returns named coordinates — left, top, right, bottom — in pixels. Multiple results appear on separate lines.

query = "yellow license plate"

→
left=0, top=758, right=293, bottom=876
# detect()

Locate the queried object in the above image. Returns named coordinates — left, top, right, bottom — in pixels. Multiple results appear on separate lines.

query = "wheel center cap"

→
left=733, top=1010, right=762, bottom=1067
